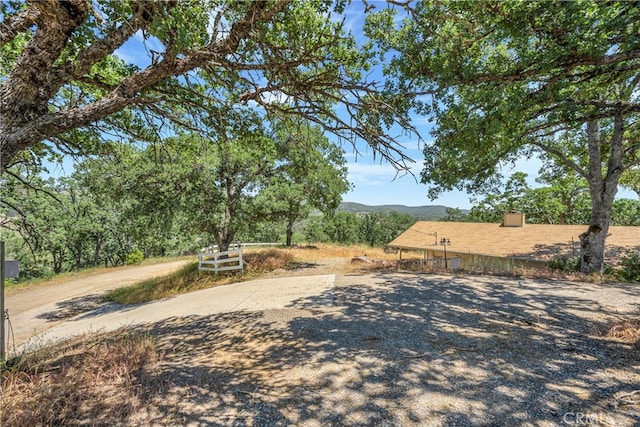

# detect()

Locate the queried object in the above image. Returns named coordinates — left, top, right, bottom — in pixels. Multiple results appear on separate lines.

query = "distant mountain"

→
left=338, top=202, right=467, bottom=220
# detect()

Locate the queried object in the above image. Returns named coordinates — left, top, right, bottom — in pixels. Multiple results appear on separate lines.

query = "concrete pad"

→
left=20, top=274, right=335, bottom=351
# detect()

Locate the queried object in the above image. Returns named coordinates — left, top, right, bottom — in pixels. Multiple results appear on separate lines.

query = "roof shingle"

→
left=388, top=221, right=640, bottom=262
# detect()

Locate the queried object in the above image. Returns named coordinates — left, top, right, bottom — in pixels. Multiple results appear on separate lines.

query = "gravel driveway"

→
left=123, top=270, right=639, bottom=426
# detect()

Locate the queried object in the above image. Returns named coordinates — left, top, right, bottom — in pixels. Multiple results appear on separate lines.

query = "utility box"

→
left=4, top=260, right=19, bottom=278
left=503, top=212, right=525, bottom=227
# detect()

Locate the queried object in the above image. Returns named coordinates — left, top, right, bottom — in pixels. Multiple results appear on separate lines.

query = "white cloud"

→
left=396, top=138, right=425, bottom=152
left=411, top=116, right=433, bottom=126
left=347, top=161, right=412, bottom=186
left=261, top=90, right=292, bottom=105
left=113, top=47, right=136, bottom=64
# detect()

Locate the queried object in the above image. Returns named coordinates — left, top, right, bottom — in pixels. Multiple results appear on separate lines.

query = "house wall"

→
left=396, top=249, right=548, bottom=271
left=456, top=253, right=547, bottom=271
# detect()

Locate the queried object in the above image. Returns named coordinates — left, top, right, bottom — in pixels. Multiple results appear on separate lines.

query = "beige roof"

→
left=388, top=221, right=640, bottom=262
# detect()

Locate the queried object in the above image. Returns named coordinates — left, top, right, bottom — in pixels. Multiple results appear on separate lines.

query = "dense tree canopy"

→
left=445, top=168, right=639, bottom=227
left=1, top=166, right=136, bottom=276
left=254, top=118, right=350, bottom=245
left=367, top=0, right=640, bottom=273
left=304, top=210, right=416, bottom=247
left=0, top=0, right=414, bottom=171
left=75, top=113, right=349, bottom=250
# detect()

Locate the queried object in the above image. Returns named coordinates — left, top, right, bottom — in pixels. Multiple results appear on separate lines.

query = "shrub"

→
left=549, top=256, right=581, bottom=273
left=619, top=251, right=640, bottom=283
left=125, top=249, right=144, bottom=265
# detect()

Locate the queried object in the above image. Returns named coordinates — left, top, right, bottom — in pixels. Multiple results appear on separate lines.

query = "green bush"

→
left=603, top=262, right=616, bottom=276
left=548, top=256, right=581, bottom=273
left=125, top=249, right=144, bottom=265
left=619, top=251, right=640, bottom=283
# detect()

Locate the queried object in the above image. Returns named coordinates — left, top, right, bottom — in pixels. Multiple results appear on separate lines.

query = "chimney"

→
left=503, top=212, right=525, bottom=227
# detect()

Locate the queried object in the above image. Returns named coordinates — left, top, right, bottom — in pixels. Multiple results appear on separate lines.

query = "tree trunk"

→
left=217, top=237, right=234, bottom=253
left=93, top=234, right=103, bottom=267
left=52, top=250, right=63, bottom=274
left=285, top=218, right=295, bottom=246
left=74, top=241, right=83, bottom=270
left=579, top=220, right=610, bottom=275
left=213, top=222, right=235, bottom=253
left=580, top=119, right=624, bottom=274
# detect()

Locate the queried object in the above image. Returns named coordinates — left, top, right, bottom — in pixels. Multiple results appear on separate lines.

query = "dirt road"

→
left=5, top=260, right=190, bottom=347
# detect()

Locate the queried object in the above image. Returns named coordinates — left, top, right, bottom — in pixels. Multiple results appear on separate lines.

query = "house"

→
left=387, top=213, right=640, bottom=269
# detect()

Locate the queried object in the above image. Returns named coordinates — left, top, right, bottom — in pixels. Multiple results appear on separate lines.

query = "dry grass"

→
left=396, top=255, right=614, bottom=284
left=106, top=248, right=295, bottom=304
left=290, top=243, right=396, bottom=262
left=244, top=248, right=294, bottom=273
left=106, top=245, right=395, bottom=304
left=1, top=329, right=159, bottom=426
left=105, top=262, right=205, bottom=304
left=605, top=318, right=640, bottom=343
left=288, top=243, right=398, bottom=273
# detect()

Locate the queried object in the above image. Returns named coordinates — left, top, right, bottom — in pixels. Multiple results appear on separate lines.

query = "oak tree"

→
left=367, top=0, right=640, bottom=273
left=254, top=118, right=350, bottom=246
left=0, top=0, right=413, bottom=171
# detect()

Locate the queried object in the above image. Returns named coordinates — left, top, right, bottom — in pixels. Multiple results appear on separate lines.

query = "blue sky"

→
left=333, top=3, right=532, bottom=209
left=339, top=133, right=546, bottom=210
left=329, top=3, right=538, bottom=209
left=339, top=132, right=478, bottom=209
left=331, top=3, right=637, bottom=209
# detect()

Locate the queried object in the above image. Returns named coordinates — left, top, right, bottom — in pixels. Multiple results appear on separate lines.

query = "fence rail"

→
left=199, top=242, right=281, bottom=253
left=198, top=247, right=244, bottom=274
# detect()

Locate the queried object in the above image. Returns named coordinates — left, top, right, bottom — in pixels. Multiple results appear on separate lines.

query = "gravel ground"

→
left=128, top=269, right=640, bottom=426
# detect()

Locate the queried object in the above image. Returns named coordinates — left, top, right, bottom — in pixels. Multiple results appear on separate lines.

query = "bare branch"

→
left=529, top=139, right=587, bottom=180
left=3, top=168, right=64, bottom=205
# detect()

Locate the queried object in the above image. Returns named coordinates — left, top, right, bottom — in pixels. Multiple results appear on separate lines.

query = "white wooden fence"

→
left=200, top=242, right=281, bottom=253
left=197, top=242, right=282, bottom=274
left=198, top=246, right=244, bottom=274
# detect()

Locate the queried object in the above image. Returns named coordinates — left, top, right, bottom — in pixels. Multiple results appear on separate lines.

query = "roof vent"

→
left=503, top=212, right=525, bottom=227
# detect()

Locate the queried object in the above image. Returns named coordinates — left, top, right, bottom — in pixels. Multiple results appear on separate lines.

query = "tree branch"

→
left=0, top=3, right=39, bottom=47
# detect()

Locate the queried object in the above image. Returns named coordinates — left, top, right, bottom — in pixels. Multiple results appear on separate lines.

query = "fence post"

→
left=198, top=246, right=244, bottom=274
left=1, top=241, right=5, bottom=361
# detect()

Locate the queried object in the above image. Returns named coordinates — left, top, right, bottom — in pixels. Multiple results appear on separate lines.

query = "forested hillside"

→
left=338, top=202, right=460, bottom=220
